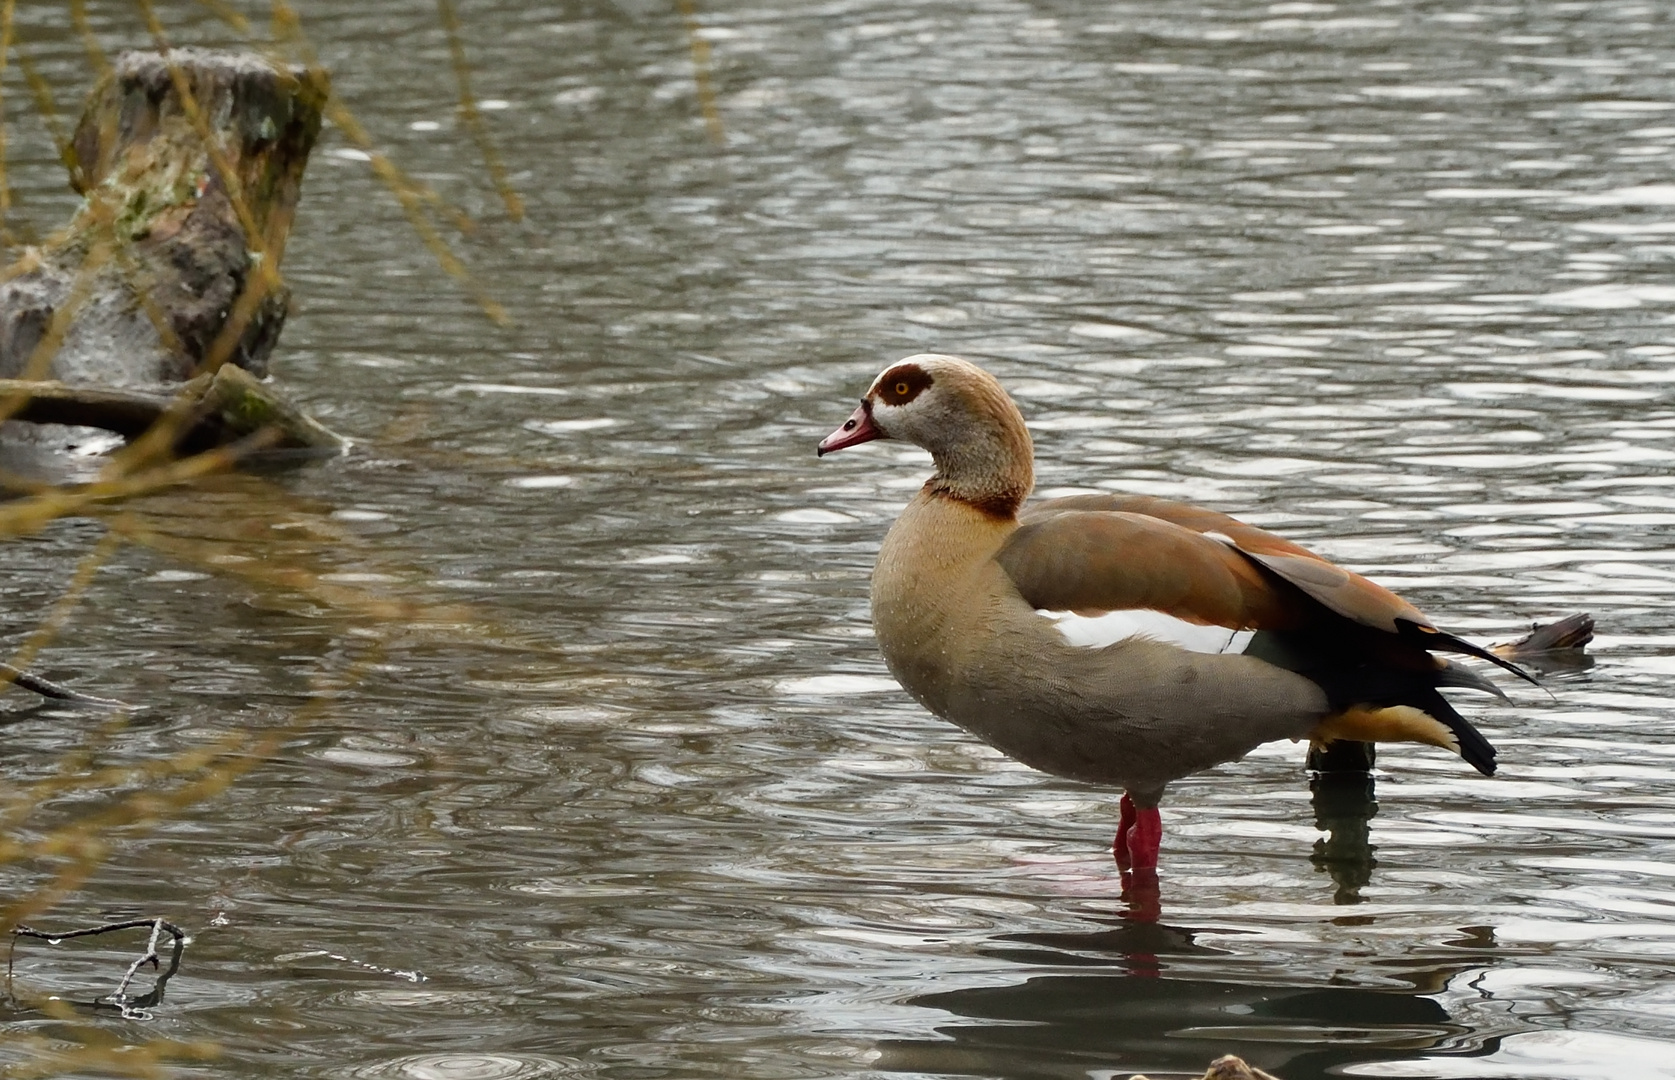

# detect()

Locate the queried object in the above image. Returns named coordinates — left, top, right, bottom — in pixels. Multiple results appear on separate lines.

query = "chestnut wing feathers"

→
left=1014, top=493, right=1431, bottom=633
left=1023, top=494, right=1535, bottom=685
left=997, top=509, right=1294, bottom=630
left=1001, top=494, right=1521, bottom=777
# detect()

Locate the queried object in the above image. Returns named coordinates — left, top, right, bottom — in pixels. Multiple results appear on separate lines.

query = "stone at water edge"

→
left=1127, top=1054, right=1285, bottom=1080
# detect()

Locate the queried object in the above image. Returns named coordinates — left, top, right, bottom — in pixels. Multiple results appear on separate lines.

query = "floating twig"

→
left=284, top=949, right=425, bottom=983
left=9, top=917, right=186, bottom=1018
left=0, top=661, right=132, bottom=710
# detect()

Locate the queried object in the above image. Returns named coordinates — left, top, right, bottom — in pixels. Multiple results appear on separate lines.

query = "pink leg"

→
left=1127, top=806, right=1163, bottom=870
left=1113, top=793, right=1139, bottom=866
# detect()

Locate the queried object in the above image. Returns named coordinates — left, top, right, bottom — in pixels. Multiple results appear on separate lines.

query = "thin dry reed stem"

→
left=437, top=0, right=523, bottom=220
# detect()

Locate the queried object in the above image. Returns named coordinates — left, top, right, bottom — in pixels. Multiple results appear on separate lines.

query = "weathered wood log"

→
left=0, top=368, right=341, bottom=453
left=1492, top=611, right=1594, bottom=657
left=194, top=364, right=342, bottom=451
left=0, top=378, right=172, bottom=437
left=0, top=48, right=340, bottom=455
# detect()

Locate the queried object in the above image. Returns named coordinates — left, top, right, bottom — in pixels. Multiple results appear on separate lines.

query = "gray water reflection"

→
left=0, top=0, right=1673, bottom=1077
left=881, top=966, right=1470, bottom=1080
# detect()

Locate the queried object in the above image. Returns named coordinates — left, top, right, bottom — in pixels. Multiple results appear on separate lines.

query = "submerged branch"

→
left=0, top=370, right=344, bottom=456
left=9, top=917, right=186, bottom=1017
left=0, top=662, right=131, bottom=710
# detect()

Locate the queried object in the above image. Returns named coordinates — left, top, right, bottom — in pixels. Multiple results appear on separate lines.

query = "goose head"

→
left=817, top=353, right=1035, bottom=517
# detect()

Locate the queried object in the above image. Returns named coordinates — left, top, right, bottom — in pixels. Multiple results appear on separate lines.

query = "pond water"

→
left=3, top=0, right=1675, bottom=1077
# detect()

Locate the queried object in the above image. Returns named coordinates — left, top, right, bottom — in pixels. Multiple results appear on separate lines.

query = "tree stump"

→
left=0, top=48, right=342, bottom=454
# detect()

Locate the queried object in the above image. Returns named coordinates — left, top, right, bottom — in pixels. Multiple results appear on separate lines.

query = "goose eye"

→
left=877, top=364, right=932, bottom=405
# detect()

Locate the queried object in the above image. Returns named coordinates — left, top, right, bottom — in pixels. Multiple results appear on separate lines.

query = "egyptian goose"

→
left=817, top=354, right=1532, bottom=871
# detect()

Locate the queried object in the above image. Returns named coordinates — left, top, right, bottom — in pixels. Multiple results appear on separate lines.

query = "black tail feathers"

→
left=1422, top=689, right=1497, bottom=777
left=1396, top=619, right=1539, bottom=688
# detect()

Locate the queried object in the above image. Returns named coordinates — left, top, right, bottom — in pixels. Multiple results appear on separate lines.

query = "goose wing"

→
left=1011, top=493, right=1532, bottom=683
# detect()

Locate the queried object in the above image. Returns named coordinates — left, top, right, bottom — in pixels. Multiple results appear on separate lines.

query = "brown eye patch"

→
left=875, top=363, right=933, bottom=406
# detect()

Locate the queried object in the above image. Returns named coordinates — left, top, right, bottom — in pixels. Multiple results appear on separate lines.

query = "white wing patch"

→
left=1041, top=608, right=1255, bottom=655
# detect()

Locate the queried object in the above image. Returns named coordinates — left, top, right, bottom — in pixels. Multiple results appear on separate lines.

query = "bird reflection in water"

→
left=877, top=910, right=1489, bottom=1080
left=876, top=965, right=1480, bottom=1079
left=1307, top=745, right=1380, bottom=906
left=1116, top=865, right=1163, bottom=929
left=878, top=716, right=1553, bottom=1076
left=871, top=746, right=1525, bottom=1077
left=1116, top=749, right=1382, bottom=924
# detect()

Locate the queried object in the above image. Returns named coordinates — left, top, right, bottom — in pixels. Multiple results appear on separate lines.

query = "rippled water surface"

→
left=3, top=1, right=1675, bottom=1077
